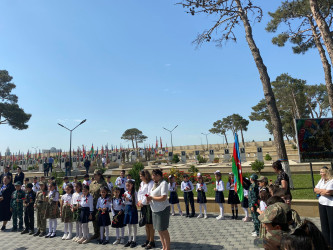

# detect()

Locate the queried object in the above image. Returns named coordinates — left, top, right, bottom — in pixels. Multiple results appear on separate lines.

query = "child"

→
left=123, top=179, right=138, bottom=248
left=10, top=181, right=25, bottom=231
left=40, top=176, right=46, bottom=184
left=168, top=175, right=182, bottom=216
left=34, top=182, right=48, bottom=236
left=106, top=175, right=114, bottom=192
left=248, top=174, right=259, bottom=237
left=181, top=174, right=195, bottom=217
left=72, top=181, right=83, bottom=242
left=82, top=174, right=91, bottom=186
left=258, top=176, right=268, bottom=192
left=77, top=184, right=93, bottom=244
left=71, top=176, right=78, bottom=188
left=115, top=170, right=126, bottom=196
left=45, top=181, right=60, bottom=238
left=196, top=173, right=207, bottom=219
left=227, top=173, right=240, bottom=219
left=61, top=183, right=74, bottom=240
left=22, top=177, right=29, bottom=192
left=111, top=187, right=125, bottom=245
left=21, top=183, right=36, bottom=235
left=214, top=170, right=225, bottom=220
left=257, top=189, right=270, bottom=239
left=32, top=176, right=40, bottom=193
left=96, top=186, right=112, bottom=245
left=62, top=177, right=69, bottom=195
left=241, top=178, right=251, bottom=222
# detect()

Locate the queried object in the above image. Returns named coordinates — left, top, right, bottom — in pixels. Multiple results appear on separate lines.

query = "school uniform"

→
left=115, top=177, right=126, bottom=196
left=45, top=190, right=60, bottom=219
left=24, top=190, right=36, bottom=233
left=111, top=198, right=125, bottom=228
left=82, top=180, right=91, bottom=187
left=138, top=180, right=154, bottom=225
left=123, top=191, right=138, bottom=225
left=79, top=194, right=94, bottom=223
left=168, top=183, right=179, bottom=204
left=107, top=182, right=113, bottom=192
left=215, top=180, right=225, bottom=203
left=96, top=197, right=111, bottom=227
left=34, top=190, right=48, bottom=235
left=62, top=182, right=69, bottom=195
left=181, top=180, right=195, bottom=216
left=241, top=189, right=249, bottom=208
left=32, top=182, right=40, bottom=193
left=196, top=183, right=207, bottom=203
left=227, top=182, right=240, bottom=204
left=61, top=193, right=74, bottom=223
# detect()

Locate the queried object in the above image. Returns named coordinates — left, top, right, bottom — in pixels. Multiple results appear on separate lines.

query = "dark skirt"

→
left=197, top=190, right=207, bottom=204
left=141, top=205, right=153, bottom=225
left=241, top=197, right=249, bottom=208
left=123, top=205, right=138, bottom=225
left=112, top=210, right=125, bottom=228
left=215, top=191, right=225, bottom=203
left=228, top=190, right=240, bottom=204
left=119, top=188, right=125, bottom=197
left=80, top=207, right=91, bottom=223
left=169, top=191, right=179, bottom=204
left=97, top=210, right=111, bottom=227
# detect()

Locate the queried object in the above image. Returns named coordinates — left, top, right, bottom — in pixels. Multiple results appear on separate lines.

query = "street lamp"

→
left=201, top=132, right=210, bottom=151
left=163, top=125, right=178, bottom=153
left=58, top=119, right=86, bottom=175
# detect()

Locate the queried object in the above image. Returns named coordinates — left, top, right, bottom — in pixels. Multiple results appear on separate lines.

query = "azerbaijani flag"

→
left=232, top=133, right=244, bottom=202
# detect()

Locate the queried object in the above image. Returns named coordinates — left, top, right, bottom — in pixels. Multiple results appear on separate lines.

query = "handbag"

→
left=139, top=208, right=146, bottom=227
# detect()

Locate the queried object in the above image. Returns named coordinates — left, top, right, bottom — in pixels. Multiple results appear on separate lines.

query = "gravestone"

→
left=240, top=148, right=246, bottom=162
left=224, top=149, right=231, bottom=161
left=168, top=152, right=173, bottom=162
left=257, top=147, right=264, bottom=162
left=131, top=151, right=137, bottom=162
left=181, top=151, right=186, bottom=163
left=209, top=149, right=215, bottom=163
left=116, top=153, right=122, bottom=164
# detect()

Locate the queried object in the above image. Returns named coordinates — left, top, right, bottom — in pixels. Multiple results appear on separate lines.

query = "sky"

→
left=0, top=0, right=326, bottom=154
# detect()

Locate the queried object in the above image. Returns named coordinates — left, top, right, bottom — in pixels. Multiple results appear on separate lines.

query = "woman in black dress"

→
left=272, top=160, right=292, bottom=200
left=0, top=176, right=15, bottom=231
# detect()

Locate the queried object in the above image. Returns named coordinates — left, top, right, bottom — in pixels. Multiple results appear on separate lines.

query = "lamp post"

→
left=163, top=125, right=178, bottom=153
left=201, top=132, right=210, bottom=151
left=58, top=119, right=86, bottom=176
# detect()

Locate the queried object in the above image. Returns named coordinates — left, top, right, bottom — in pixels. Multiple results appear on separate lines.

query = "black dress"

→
left=0, top=183, right=15, bottom=221
left=197, top=190, right=207, bottom=204
left=14, top=172, right=24, bottom=184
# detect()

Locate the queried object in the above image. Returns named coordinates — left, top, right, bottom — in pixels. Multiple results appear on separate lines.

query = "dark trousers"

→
left=319, top=203, right=333, bottom=247
left=85, top=167, right=89, bottom=174
left=49, top=163, right=53, bottom=172
left=24, top=206, right=34, bottom=231
left=44, top=170, right=49, bottom=177
left=184, top=191, right=195, bottom=216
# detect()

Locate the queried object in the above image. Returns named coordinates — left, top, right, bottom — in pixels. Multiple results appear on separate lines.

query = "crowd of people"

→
left=0, top=161, right=332, bottom=250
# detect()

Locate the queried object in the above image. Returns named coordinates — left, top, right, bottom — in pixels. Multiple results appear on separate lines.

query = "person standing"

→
left=65, top=158, right=71, bottom=177
left=48, top=156, right=54, bottom=173
left=0, top=166, right=13, bottom=184
left=21, top=183, right=36, bottom=235
left=272, top=160, right=291, bottom=200
left=314, top=166, right=333, bottom=248
left=0, top=176, right=15, bottom=231
left=14, top=167, right=24, bottom=184
left=43, top=160, right=49, bottom=177
left=101, top=157, right=106, bottom=168
left=249, top=174, right=260, bottom=237
left=34, top=182, right=48, bottom=237
left=10, top=181, right=25, bottom=231
left=84, top=158, right=91, bottom=174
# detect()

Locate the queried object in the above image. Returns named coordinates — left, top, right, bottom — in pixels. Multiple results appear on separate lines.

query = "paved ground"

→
left=0, top=213, right=321, bottom=250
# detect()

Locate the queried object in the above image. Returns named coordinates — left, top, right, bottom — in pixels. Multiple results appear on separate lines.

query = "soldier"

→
left=21, top=183, right=36, bottom=235
left=248, top=174, right=260, bottom=237
left=34, top=182, right=48, bottom=237
left=10, top=181, right=25, bottom=231
left=89, top=169, right=107, bottom=240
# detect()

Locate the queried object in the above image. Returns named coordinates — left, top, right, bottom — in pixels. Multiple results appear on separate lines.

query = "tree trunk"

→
left=291, top=90, right=301, bottom=118
left=131, top=135, right=135, bottom=149
left=309, top=0, right=333, bottom=68
left=240, top=128, right=245, bottom=147
left=309, top=17, right=333, bottom=116
left=235, top=0, right=293, bottom=188
left=223, top=133, right=229, bottom=146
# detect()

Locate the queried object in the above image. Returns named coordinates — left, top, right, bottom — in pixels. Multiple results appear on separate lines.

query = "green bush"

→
left=250, top=160, right=265, bottom=174
left=172, top=154, right=180, bottom=163
left=264, top=154, right=272, bottom=161
left=51, top=170, right=65, bottom=186
left=213, top=157, right=219, bottom=163
left=188, top=165, right=199, bottom=175
left=13, top=164, right=18, bottom=170
left=96, top=167, right=107, bottom=174
left=129, top=162, right=144, bottom=190
left=197, top=154, right=207, bottom=164
left=28, top=166, right=33, bottom=171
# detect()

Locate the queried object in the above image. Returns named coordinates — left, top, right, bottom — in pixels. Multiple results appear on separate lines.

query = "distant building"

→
left=42, top=147, right=61, bottom=154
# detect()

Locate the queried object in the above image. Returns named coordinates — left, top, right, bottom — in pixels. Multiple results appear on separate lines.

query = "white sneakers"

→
left=216, top=215, right=224, bottom=220
left=171, top=212, right=175, bottom=216
left=120, top=238, right=125, bottom=244
left=66, top=234, right=72, bottom=240
left=113, top=239, right=120, bottom=245
left=204, top=214, right=208, bottom=219
left=62, top=234, right=67, bottom=240
left=197, top=214, right=203, bottom=218
left=251, top=232, right=258, bottom=237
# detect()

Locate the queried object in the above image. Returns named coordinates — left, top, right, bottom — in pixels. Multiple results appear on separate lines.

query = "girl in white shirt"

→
left=77, top=184, right=94, bottom=244
left=111, top=187, right=125, bottom=245
left=241, top=178, right=251, bottom=222
left=168, top=175, right=182, bottom=216
left=115, top=170, right=126, bottom=196
left=227, top=173, right=240, bottom=219
left=96, top=186, right=112, bottom=245
left=196, top=174, right=208, bottom=219
left=214, top=170, right=225, bottom=220
left=60, top=183, right=74, bottom=240
left=71, top=182, right=83, bottom=242
left=45, top=181, right=60, bottom=238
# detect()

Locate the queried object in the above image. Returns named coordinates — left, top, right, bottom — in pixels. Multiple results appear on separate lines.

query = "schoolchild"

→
left=34, top=182, right=48, bottom=237
left=214, top=170, right=225, bottom=220
left=77, top=184, right=94, bottom=244
left=227, top=173, right=240, bottom=219
left=249, top=174, right=260, bottom=237
left=71, top=181, right=83, bottom=242
left=96, top=186, right=112, bottom=245
left=181, top=174, right=195, bottom=217
left=62, top=176, right=70, bottom=195
left=45, top=181, right=60, bottom=238
left=82, top=174, right=91, bottom=186
left=10, top=181, right=25, bottom=231
left=111, top=187, right=125, bottom=245
left=168, top=175, right=182, bottom=216
left=106, top=175, right=114, bottom=192
left=21, top=177, right=29, bottom=192
left=115, top=170, right=126, bottom=196
left=196, top=173, right=207, bottom=219
left=241, top=178, right=251, bottom=222
left=60, top=183, right=74, bottom=240
left=32, top=176, right=40, bottom=193
left=21, top=183, right=36, bottom=235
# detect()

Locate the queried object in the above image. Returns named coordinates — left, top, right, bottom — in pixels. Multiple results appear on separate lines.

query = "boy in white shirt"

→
left=181, top=174, right=195, bottom=217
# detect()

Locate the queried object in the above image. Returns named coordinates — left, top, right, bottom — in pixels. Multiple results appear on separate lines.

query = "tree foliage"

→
left=121, top=128, right=148, bottom=150
left=0, top=70, right=31, bottom=130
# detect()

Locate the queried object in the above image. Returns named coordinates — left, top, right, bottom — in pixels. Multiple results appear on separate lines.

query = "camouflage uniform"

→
left=89, top=170, right=107, bottom=238
left=10, top=189, right=25, bottom=229
left=23, top=189, right=36, bottom=232
left=45, top=190, right=60, bottom=219
left=248, top=182, right=260, bottom=235
left=35, top=189, right=48, bottom=234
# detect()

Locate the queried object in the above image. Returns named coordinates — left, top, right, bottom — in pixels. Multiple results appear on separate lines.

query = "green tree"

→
left=121, top=128, right=148, bottom=150
left=178, top=0, right=292, bottom=187
left=128, top=162, right=144, bottom=190
left=251, top=160, right=265, bottom=174
left=266, top=0, right=333, bottom=115
left=305, top=84, right=330, bottom=118
left=209, top=119, right=229, bottom=146
left=0, top=70, right=31, bottom=129
left=228, top=114, right=249, bottom=146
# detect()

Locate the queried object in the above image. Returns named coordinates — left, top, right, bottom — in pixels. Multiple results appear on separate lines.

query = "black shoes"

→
left=21, top=229, right=29, bottom=234
left=33, top=231, right=40, bottom=236
left=103, top=240, right=109, bottom=245
left=39, top=232, right=46, bottom=237
left=141, top=240, right=149, bottom=247
left=49, top=232, right=56, bottom=238
left=0, top=225, right=5, bottom=231
left=130, top=241, right=137, bottom=248
left=98, top=239, right=103, bottom=244
left=145, top=241, right=155, bottom=249
left=11, top=227, right=17, bottom=232
left=29, top=231, right=34, bottom=235
left=124, top=241, right=132, bottom=247
left=189, top=214, right=195, bottom=218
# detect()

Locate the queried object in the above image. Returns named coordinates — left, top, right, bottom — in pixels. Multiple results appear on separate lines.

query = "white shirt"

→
left=107, top=182, right=113, bottom=191
left=138, top=180, right=154, bottom=205
left=62, top=182, right=69, bottom=191
left=48, top=190, right=59, bottom=202
left=168, top=182, right=177, bottom=192
left=83, top=180, right=91, bottom=186
left=316, top=178, right=333, bottom=206
left=111, top=197, right=124, bottom=213
left=216, top=180, right=224, bottom=191
left=196, top=183, right=207, bottom=192
left=96, top=197, right=111, bottom=211
left=149, top=181, right=169, bottom=213
left=61, top=193, right=73, bottom=206
left=181, top=181, right=194, bottom=192
left=32, top=182, right=40, bottom=193
left=102, top=158, right=106, bottom=164
left=244, top=189, right=248, bottom=197
left=21, top=184, right=26, bottom=192
left=80, top=194, right=94, bottom=212
left=226, top=182, right=234, bottom=191
left=260, top=201, right=267, bottom=212
left=123, top=191, right=138, bottom=206
left=72, top=192, right=82, bottom=205
left=71, top=182, right=76, bottom=188
left=115, top=177, right=126, bottom=189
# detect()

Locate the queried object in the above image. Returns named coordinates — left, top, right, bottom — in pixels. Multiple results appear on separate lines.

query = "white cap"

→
left=197, top=173, right=201, bottom=177
left=214, top=170, right=221, bottom=174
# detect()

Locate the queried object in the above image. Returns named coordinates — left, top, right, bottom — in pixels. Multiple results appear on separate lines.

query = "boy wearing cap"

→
left=21, top=183, right=36, bottom=235
left=22, top=177, right=30, bottom=192
left=10, top=181, right=25, bottom=231
left=181, top=174, right=195, bottom=217
left=258, top=176, right=268, bottom=193
left=32, top=177, right=40, bottom=193
left=249, top=174, right=260, bottom=237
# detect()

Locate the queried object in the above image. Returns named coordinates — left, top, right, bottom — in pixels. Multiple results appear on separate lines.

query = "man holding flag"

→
left=231, top=134, right=244, bottom=203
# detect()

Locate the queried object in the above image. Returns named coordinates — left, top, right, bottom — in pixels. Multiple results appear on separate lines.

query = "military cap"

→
left=258, top=202, right=290, bottom=224
left=14, top=181, right=22, bottom=186
left=26, top=183, right=33, bottom=189
left=258, top=176, right=268, bottom=182
left=24, top=177, right=29, bottom=181
left=94, top=169, right=103, bottom=175
left=39, top=181, right=47, bottom=186
left=250, top=174, right=258, bottom=180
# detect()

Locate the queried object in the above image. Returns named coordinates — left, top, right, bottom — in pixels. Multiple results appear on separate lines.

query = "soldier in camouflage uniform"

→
left=89, top=169, right=107, bottom=240
left=21, top=183, right=36, bottom=235
left=34, top=182, right=48, bottom=236
left=248, top=174, right=260, bottom=237
left=10, top=181, right=25, bottom=231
